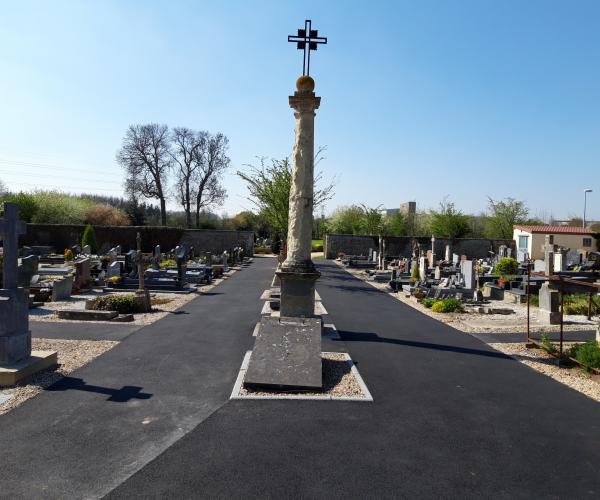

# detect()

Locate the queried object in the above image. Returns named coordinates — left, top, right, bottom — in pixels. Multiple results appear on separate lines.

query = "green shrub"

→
left=494, top=257, right=518, bottom=279
left=30, top=190, right=94, bottom=224
left=420, top=297, right=436, bottom=308
left=570, top=341, right=600, bottom=370
left=431, top=298, right=463, bottom=313
left=6, top=192, right=39, bottom=222
left=90, top=294, right=140, bottom=314
left=529, top=294, right=539, bottom=307
left=539, top=332, right=557, bottom=354
left=82, top=224, right=98, bottom=253
left=159, top=259, right=176, bottom=269
left=311, top=240, right=324, bottom=252
left=563, top=294, right=600, bottom=316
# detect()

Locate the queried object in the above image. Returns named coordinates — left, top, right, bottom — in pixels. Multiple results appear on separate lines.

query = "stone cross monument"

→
left=0, top=202, right=56, bottom=385
left=276, top=75, right=321, bottom=317
left=135, top=232, right=150, bottom=312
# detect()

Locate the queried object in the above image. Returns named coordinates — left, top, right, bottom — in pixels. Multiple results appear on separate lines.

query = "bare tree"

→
left=170, top=127, right=204, bottom=228
left=117, top=124, right=172, bottom=226
left=192, top=132, right=229, bottom=228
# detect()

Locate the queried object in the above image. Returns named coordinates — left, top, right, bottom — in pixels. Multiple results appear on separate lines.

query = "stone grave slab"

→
left=244, top=316, right=322, bottom=391
left=0, top=350, right=58, bottom=386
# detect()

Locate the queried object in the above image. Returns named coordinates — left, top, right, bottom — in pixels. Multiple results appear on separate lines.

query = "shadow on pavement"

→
left=47, top=377, right=153, bottom=402
left=337, top=330, right=514, bottom=360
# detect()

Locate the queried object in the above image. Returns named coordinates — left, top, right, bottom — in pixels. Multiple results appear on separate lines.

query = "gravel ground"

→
left=239, top=353, right=366, bottom=399
left=0, top=338, right=118, bottom=415
left=488, top=342, right=600, bottom=402
left=29, top=271, right=236, bottom=326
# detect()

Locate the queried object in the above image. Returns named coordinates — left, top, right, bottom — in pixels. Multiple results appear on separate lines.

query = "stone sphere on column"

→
left=296, top=75, right=315, bottom=93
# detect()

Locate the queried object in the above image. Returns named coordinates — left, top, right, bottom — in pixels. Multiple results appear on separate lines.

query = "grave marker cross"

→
left=288, top=19, right=327, bottom=76
left=0, top=203, right=27, bottom=289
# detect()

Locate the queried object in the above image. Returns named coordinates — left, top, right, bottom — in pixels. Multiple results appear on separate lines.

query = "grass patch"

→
left=311, top=239, right=323, bottom=252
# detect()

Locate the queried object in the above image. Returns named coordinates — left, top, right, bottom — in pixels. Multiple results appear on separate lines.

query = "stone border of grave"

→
left=230, top=350, right=373, bottom=401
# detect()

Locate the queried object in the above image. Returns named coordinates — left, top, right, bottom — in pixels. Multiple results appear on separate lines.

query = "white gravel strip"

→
left=0, top=338, right=118, bottom=416
left=488, top=342, right=600, bottom=403
left=232, top=351, right=371, bottom=401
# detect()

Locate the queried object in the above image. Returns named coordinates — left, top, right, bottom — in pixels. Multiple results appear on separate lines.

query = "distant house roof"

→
left=514, top=225, right=594, bottom=235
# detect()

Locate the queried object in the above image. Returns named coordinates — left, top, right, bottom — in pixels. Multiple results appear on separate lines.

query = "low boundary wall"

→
left=19, top=224, right=255, bottom=257
left=324, top=234, right=515, bottom=260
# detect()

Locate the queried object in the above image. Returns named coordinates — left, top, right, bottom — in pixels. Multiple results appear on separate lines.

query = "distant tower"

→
left=400, top=201, right=416, bottom=235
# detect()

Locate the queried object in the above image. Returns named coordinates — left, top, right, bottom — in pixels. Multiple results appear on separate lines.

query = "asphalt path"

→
left=0, top=257, right=276, bottom=500
left=31, top=321, right=142, bottom=341
left=108, top=260, right=600, bottom=499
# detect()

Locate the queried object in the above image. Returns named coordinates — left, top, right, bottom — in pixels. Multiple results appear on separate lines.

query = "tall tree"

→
left=192, top=132, right=229, bottom=228
left=171, top=127, right=203, bottom=228
left=485, top=197, right=530, bottom=239
left=237, top=154, right=334, bottom=240
left=429, top=198, right=470, bottom=238
left=117, top=123, right=172, bottom=226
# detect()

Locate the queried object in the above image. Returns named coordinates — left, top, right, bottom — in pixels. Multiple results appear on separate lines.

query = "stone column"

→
left=277, top=76, right=321, bottom=317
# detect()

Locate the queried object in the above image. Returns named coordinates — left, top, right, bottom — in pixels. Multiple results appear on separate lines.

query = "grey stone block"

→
left=244, top=316, right=322, bottom=391
left=57, top=310, right=118, bottom=321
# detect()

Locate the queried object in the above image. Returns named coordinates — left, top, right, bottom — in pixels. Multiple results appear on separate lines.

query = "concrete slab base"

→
left=244, top=316, right=322, bottom=391
left=0, top=350, right=58, bottom=386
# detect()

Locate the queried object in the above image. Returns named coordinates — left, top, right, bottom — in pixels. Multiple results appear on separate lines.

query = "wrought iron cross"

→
left=288, top=19, right=327, bottom=76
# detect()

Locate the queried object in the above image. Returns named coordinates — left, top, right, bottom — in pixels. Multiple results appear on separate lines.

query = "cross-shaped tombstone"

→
left=288, top=19, right=327, bottom=76
left=0, top=203, right=27, bottom=290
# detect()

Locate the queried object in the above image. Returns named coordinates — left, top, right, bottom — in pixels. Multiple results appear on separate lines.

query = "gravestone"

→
left=460, top=260, right=475, bottom=289
left=152, top=245, right=162, bottom=270
left=108, top=261, right=122, bottom=277
left=175, top=245, right=188, bottom=286
left=539, top=282, right=560, bottom=324
left=533, top=260, right=545, bottom=273
left=434, top=266, right=441, bottom=280
left=445, top=245, right=451, bottom=262
left=82, top=244, right=91, bottom=255
left=18, top=254, right=39, bottom=288
left=452, top=253, right=459, bottom=265
left=0, top=203, right=56, bottom=385
left=73, top=258, right=91, bottom=290
left=419, top=256, right=427, bottom=282
left=554, top=247, right=568, bottom=272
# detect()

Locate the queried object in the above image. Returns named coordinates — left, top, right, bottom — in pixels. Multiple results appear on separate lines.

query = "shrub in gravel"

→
left=90, top=295, right=140, bottom=314
left=570, top=341, right=600, bottom=370
left=431, top=298, right=463, bottom=313
left=420, top=297, right=436, bottom=308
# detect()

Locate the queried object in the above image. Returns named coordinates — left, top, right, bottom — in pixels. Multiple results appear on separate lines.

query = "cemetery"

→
left=1, top=10, right=600, bottom=500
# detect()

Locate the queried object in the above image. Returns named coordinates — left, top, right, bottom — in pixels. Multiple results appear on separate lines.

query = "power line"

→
left=0, top=170, right=119, bottom=185
left=0, top=158, right=119, bottom=174
left=4, top=181, right=124, bottom=194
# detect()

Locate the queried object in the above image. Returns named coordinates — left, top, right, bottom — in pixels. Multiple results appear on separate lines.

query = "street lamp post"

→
left=583, top=189, right=593, bottom=228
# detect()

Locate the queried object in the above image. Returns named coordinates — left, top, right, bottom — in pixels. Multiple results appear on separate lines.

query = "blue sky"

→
left=1, top=0, right=599, bottom=221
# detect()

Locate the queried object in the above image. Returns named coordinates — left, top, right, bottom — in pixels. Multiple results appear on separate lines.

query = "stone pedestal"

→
left=277, top=268, right=319, bottom=318
left=539, top=282, right=560, bottom=324
left=0, top=288, right=30, bottom=364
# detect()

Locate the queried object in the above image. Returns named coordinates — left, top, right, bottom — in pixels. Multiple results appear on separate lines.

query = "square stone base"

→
left=0, top=350, right=58, bottom=387
left=277, top=269, right=320, bottom=318
left=539, top=309, right=561, bottom=325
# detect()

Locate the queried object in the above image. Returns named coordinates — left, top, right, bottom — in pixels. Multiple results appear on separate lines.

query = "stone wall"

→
left=324, top=234, right=515, bottom=260
left=19, top=224, right=255, bottom=256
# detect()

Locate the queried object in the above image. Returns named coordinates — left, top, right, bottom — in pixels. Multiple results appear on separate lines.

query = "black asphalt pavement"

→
left=108, top=260, right=600, bottom=499
left=31, top=321, right=142, bottom=341
left=0, top=257, right=276, bottom=499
